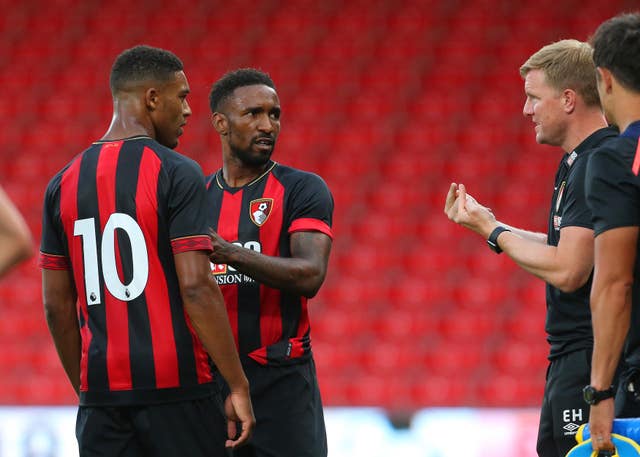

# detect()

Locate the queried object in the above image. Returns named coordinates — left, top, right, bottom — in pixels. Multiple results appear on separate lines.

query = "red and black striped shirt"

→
left=206, top=161, right=333, bottom=366
left=39, top=136, right=215, bottom=406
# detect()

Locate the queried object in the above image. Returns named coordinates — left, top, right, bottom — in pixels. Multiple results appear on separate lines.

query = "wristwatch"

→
left=487, top=226, right=511, bottom=254
left=582, top=385, right=615, bottom=405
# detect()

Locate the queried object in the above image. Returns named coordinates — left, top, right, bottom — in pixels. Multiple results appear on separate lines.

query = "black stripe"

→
left=156, top=152, right=199, bottom=386
left=77, top=146, right=108, bottom=392
left=278, top=179, right=301, bottom=346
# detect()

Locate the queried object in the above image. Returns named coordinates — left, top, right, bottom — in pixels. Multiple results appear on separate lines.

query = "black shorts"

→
left=222, top=357, right=327, bottom=457
left=537, top=349, right=591, bottom=457
left=615, top=364, right=640, bottom=417
left=76, top=395, right=227, bottom=457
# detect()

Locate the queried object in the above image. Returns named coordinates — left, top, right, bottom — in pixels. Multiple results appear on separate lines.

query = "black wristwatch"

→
left=582, top=385, right=615, bottom=405
left=487, top=226, right=511, bottom=254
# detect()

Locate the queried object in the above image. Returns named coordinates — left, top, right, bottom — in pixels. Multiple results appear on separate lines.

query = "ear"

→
left=596, top=67, right=613, bottom=94
left=145, top=87, right=160, bottom=111
left=562, top=89, right=577, bottom=114
left=212, top=112, right=228, bottom=135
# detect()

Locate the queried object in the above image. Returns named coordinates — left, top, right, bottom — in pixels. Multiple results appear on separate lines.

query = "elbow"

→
left=19, top=239, right=35, bottom=262
left=556, top=270, right=591, bottom=293
left=297, top=272, right=327, bottom=299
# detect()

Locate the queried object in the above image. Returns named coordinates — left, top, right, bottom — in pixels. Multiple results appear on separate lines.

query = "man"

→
left=444, top=40, right=617, bottom=457
left=206, top=68, right=333, bottom=457
left=39, top=45, right=254, bottom=457
left=0, top=184, right=33, bottom=277
left=585, top=13, right=640, bottom=454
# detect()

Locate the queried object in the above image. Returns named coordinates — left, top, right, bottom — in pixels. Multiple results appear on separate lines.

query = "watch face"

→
left=583, top=385, right=595, bottom=404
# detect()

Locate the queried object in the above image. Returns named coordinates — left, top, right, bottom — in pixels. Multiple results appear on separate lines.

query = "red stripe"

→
left=171, top=236, right=213, bottom=254
left=289, top=218, right=333, bottom=239
left=38, top=252, right=70, bottom=270
left=288, top=337, right=305, bottom=359
left=248, top=347, right=268, bottom=365
left=97, top=141, right=132, bottom=390
left=136, top=147, right=180, bottom=388
left=217, top=189, right=243, bottom=348
left=59, top=156, right=91, bottom=391
left=633, top=140, right=640, bottom=176
left=259, top=174, right=284, bottom=347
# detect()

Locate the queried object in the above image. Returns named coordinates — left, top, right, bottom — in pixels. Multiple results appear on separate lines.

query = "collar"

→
left=565, top=126, right=618, bottom=167
left=621, top=120, right=640, bottom=139
left=215, top=161, right=277, bottom=190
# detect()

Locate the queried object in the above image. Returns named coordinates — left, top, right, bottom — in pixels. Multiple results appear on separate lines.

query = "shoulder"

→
left=588, top=136, right=637, bottom=171
left=273, top=163, right=330, bottom=190
left=144, top=141, right=204, bottom=178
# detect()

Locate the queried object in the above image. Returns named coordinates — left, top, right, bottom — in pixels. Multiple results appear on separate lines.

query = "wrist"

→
left=487, top=226, right=511, bottom=254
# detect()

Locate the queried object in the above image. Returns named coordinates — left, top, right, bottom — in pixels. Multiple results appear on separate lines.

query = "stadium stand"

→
left=0, top=0, right=636, bottom=410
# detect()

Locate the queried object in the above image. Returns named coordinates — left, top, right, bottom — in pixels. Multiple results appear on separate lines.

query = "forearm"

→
left=498, top=232, right=579, bottom=290
left=224, top=245, right=324, bottom=297
left=498, top=222, right=547, bottom=244
left=44, top=303, right=81, bottom=394
left=590, top=281, right=632, bottom=389
left=182, top=279, right=248, bottom=392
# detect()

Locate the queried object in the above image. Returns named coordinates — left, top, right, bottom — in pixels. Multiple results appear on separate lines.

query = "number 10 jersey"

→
left=39, top=137, right=216, bottom=406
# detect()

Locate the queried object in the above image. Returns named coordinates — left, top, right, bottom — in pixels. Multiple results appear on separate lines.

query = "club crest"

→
left=249, top=198, right=273, bottom=226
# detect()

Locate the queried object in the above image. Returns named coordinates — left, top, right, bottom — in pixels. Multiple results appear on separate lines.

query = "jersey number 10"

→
left=74, top=213, right=149, bottom=306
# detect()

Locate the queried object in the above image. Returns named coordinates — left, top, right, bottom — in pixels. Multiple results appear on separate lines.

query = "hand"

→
left=209, top=228, right=236, bottom=265
left=589, top=399, right=615, bottom=453
left=224, top=389, right=256, bottom=448
left=445, top=183, right=497, bottom=237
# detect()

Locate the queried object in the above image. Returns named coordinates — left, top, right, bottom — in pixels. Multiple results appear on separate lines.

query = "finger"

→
left=458, top=184, right=467, bottom=214
left=227, top=419, right=237, bottom=442
left=444, top=183, right=458, bottom=213
left=226, top=419, right=253, bottom=448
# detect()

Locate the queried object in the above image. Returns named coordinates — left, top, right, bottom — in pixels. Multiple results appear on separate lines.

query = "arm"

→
left=0, top=185, right=34, bottom=277
left=588, top=227, right=637, bottom=453
left=174, top=250, right=254, bottom=448
left=209, top=229, right=332, bottom=298
left=42, top=268, right=80, bottom=395
left=445, top=183, right=592, bottom=292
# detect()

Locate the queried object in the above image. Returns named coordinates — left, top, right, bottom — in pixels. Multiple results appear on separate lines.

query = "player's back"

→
left=41, top=136, right=215, bottom=406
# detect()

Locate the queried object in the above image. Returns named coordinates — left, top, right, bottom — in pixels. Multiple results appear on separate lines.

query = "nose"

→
left=257, top=113, right=274, bottom=133
left=523, top=98, right=533, bottom=117
left=183, top=99, right=192, bottom=118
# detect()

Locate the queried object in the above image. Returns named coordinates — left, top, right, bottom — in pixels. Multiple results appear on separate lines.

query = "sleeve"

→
left=559, top=155, right=594, bottom=229
left=39, top=175, right=71, bottom=270
left=586, top=147, right=640, bottom=236
left=167, top=158, right=213, bottom=254
left=287, top=172, right=334, bottom=239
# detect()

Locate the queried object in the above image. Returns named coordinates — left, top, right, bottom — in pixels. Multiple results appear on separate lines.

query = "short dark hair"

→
left=209, top=68, right=276, bottom=113
left=110, top=45, right=184, bottom=93
left=591, top=13, right=640, bottom=92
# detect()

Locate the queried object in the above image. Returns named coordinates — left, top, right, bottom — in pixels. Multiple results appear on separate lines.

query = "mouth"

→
left=253, top=137, right=274, bottom=150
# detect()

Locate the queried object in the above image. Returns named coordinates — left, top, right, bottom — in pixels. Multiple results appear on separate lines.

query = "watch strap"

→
left=487, top=226, right=510, bottom=254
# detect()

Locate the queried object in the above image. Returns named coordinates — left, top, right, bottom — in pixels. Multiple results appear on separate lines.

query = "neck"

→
left=221, top=146, right=270, bottom=187
left=611, top=90, right=640, bottom=133
left=101, top=96, right=154, bottom=141
left=561, top=108, right=608, bottom=153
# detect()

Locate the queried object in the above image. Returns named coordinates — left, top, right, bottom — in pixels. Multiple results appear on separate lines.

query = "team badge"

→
left=249, top=198, right=273, bottom=226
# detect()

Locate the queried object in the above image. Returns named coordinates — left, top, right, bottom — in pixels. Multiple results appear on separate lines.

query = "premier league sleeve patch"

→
left=250, top=198, right=274, bottom=226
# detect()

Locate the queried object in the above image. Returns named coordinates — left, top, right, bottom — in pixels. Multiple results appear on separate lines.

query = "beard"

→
left=229, top=140, right=274, bottom=167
